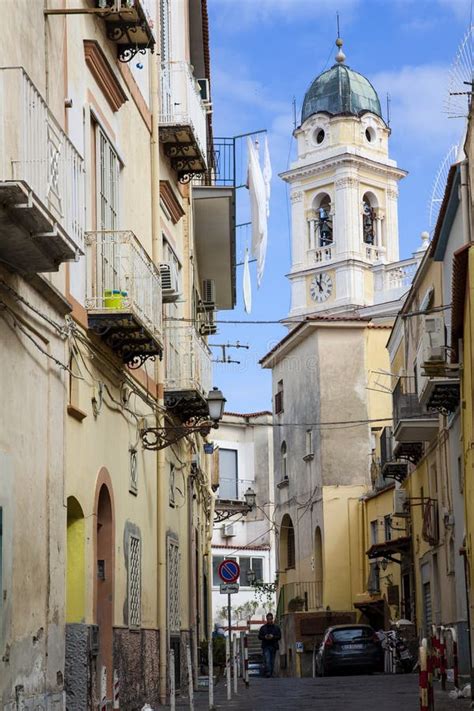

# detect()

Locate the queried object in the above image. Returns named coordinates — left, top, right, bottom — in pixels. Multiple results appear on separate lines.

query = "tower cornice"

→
left=280, top=152, right=407, bottom=184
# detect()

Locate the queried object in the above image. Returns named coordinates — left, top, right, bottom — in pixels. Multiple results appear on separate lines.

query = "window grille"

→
left=168, top=540, right=180, bottom=633
left=128, top=535, right=141, bottom=628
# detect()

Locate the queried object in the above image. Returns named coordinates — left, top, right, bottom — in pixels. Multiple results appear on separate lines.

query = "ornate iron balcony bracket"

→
left=214, top=505, right=252, bottom=523
left=140, top=419, right=217, bottom=451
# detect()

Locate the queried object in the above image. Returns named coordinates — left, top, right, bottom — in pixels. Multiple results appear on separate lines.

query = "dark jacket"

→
left=258, top=622, right=281, bottom=650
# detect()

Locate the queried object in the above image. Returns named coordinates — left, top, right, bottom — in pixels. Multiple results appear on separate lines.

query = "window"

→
left=129, top=447, right=138, bottom=496
left=212, top=555, right=263, bottom=587
left=0, top=508, right=2, bottom=613
left=212, top=555, right=236, bottom=586
left=128, top=535, right=141, bottom=628
left=305, top=430, right=313, bottom=460
left=219, top=449, right=238, bottom=499
left=275, top=380, right=284, bottom=414
left=370, top=520, right=378, bottom=545
left=287, top=521, right=295, bottom=569
left=281, top=441, right=288, bottom=480
left=362, top=197, right=376, bottom=245
left=97, top=126, right=120, bottom=231
left=240, top=557, right=264, bottom=586
left=316, top=195, right=333, bottom=247
left=384, top=515, right=392, bottom=542
left=458, top=456, right=464, bottom=494
left=169, top=462, right=175, bottom=507
left=368, top=563, right=380, bottom=594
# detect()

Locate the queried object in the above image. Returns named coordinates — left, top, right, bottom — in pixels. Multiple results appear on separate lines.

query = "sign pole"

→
left=227, top=593, right=232, bottom=641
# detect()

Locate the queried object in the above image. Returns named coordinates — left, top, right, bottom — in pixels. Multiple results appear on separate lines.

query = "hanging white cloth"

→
left=243, top=247, right=252, bottom=314
left=263, top=134, right=272, bottom=218
left=247, top=136, right=267, bottom=287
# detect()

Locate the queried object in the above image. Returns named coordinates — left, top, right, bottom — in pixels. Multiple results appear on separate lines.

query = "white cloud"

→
left=371, top=63, right=463, bottom=149
left=210, top=0, right=361, bottom=29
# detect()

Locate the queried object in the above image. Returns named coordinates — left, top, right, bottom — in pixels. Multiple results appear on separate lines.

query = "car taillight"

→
left=324, top=634, right=334, bottom=647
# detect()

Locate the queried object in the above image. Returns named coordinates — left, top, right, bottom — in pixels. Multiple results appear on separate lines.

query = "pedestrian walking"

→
left=258, top=613, right=281, bottom=678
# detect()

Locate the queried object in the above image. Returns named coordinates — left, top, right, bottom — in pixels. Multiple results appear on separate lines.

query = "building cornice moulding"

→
left=281, top=153, right=407, bottom=184
left=84, top=40, right=128, bottom=113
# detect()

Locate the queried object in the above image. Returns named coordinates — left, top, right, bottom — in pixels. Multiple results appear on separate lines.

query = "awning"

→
left=366, top=536, right=411, bottom=562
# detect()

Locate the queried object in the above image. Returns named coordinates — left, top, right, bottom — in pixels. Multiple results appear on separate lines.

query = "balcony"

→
left=98, top=1, right=155, bottom=63
left=0, top=67, right=84, bottom=272
left=44, top=2, right=156, bottom=63
left=276, top=581, right=323, bottom=616
left=85, top=230, right=162, bottom=367
left=164, top=325, right=212, bottom=421
left=419, top=376, right=460, bottom=415
left=380, top=426, right=408, bottom=483
left=392, top=377, right=438, bottom=445
left=159, top=61, right=208, bottom=181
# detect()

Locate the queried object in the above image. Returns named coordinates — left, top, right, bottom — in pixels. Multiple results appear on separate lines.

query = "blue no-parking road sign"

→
left=218, top=558, right=240, bottom=584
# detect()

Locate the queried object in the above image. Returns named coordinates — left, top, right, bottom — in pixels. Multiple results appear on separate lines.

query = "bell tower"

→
left=282, top=38, right=407, bottom=318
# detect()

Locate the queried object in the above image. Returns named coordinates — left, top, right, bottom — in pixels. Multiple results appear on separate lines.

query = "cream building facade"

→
left=0, top=1, right=235, bottom=708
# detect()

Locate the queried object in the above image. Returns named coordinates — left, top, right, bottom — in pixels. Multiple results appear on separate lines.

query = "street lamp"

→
left=244, top=487, right=257, bottom=510
left=214, top=486, right=257, bottom=523
left=140, top=387, right=227, bottom=450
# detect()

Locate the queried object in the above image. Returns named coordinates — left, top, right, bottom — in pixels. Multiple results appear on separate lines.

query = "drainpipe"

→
left=460, top=160, right=471, bottom=245
left=150, top=44, right=167, bottom=704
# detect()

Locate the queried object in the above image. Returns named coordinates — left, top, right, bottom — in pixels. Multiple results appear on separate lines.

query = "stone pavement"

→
left=160, top=674, right=472, bottom=710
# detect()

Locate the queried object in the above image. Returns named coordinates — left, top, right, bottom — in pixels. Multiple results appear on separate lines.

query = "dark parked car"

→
left=315, top=624, right=383, bottom=676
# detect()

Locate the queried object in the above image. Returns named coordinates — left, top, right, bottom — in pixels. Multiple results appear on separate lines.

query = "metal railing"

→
left=164, top=325, right=212, bottom=397
left=84, top=230, right=162, bottom=338
left=159, top=61, right=207, bottom=160
left=0, top=67, right=85, bottom=250
left=276, top=581, right=323, bottom=618
left=217, top=477, right=254, bottom=501
left=392, top=376, right=436, bottom=430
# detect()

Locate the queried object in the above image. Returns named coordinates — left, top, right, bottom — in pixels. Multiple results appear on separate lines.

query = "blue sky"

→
left=207, top=0, right=472, bottom=413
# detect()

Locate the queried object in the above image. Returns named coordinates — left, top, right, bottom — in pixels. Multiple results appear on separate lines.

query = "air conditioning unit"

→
left=200, top=309, right=217, bottom=336
left=223, top=523, right=236, bottom=537
left=160, top=262, right=180, bottom=303
left=423, top=315, right=445, bottom=364
left=393, top=489, right=409, bottom=517
left=197, top=78, right=210, bottom=103
left=202, top=279, right=216, bottom=306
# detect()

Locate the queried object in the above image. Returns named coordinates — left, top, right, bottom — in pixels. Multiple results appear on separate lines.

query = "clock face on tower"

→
left=310, top=272, right=333, bottom=303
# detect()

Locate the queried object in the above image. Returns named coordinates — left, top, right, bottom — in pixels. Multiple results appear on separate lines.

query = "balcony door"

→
left=219, top=448, right=238, bottom=499
left=92, top=121, right=121, bottom=301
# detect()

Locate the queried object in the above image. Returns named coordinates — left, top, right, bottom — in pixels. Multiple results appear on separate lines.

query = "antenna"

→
left=428, top=144, right=459, bottom=230
left=292, top=97, right=297, bottom=130
left=386, top=93, right=391, bottom=127
left=445, top=25, right=474, bottom=118
left=336, top=11, right=340, bottom=39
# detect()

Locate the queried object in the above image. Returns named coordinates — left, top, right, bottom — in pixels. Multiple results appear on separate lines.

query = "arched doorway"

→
left=314, top=526, right=323, bottom=608
left=96, top=483, right=114, bottom=703
left=66, top=497, right=85, bottom=622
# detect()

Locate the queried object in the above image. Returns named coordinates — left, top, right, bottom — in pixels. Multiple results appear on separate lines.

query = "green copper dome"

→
left=301, top=63, right=382, bottom=124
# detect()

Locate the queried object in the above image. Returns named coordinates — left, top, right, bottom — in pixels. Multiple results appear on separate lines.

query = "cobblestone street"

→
left=164, top=675, right=472, bottom=711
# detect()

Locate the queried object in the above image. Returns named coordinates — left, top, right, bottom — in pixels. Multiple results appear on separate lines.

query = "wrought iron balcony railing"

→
left=85, top=230, right=162, bottom=367
left=159, top=61, right=208, bottom=181
left=0, top=67, right=84, bottom=271
left=164, top=325, right=212, bottom=420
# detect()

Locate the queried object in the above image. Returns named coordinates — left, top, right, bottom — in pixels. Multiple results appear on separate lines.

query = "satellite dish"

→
left=444, top=25, right=474, bottom=119
left=428, top=143, right=459, bottom=231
